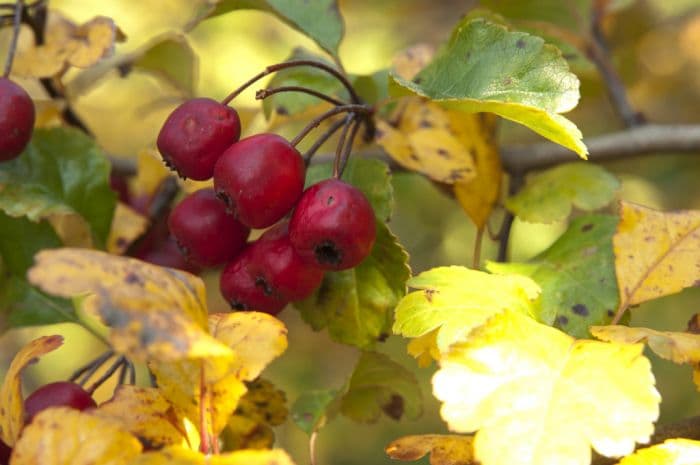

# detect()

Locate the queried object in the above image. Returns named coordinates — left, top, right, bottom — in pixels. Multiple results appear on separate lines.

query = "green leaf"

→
left=262, top=48, right=347, bottom=119
left=291, top=389, right=340, bottom=435
left=392, top=266, right=542, bottom=354
left=340, top=351, right=422, bottom=423
left=389, top=17, right=586, bottom=157
left=0, top=213, right=74, bottom=327
left=0, top=128, right=116, bottom=248
left=204, top=0, right=344, bottom=58
left=305, top=157, right=394, bottom=222
left=295, top=221, right=410, bottom=349
left=351, top=69, right=389, bottom=106
left=505, top=162, right=620, bottom=223
left=487, top=215, right=620, bottom=338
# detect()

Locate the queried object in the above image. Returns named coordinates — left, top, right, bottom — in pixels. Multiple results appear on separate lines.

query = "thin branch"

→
left=256, top=85, right=346, bottom=107
left=2, top=0, right=23, bottom=77
left=501, top=124, right=700, bottom=174
left=290, top=104, right=370, bottom=147
left=496, top=175, right=523, bottom=262
left=337, top=116, right=362, bottom=178
left=303, top=116, right=347, bottom=166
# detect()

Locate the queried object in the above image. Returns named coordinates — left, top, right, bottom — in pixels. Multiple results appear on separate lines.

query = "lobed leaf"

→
left=386, top=434, right=475, bottom=465
left=130, top=446, right=297, bottom=465
left=433, top=311, right=659, bottom=465
left=614, top=439, right=700, bottom=465
left=291, top=389, right=340, bottom=435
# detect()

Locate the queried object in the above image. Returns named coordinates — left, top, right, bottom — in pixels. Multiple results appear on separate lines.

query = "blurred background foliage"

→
left=1, top=1, right=700, bottom=465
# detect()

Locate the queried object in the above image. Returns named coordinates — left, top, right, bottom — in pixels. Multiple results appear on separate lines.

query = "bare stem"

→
left=69, top=350, right=115, bottom=384
left=337, top=116, right=362, bottom=179
left=86, top=356, right=127, bottom=395
left=496, top=176, right=523, bottom=262
left=309, top=431, right=319, bottom=465
left=3, top=0, right=23, bottom=77
left=332, top=114, right=354, bottom=178
left=472, top=227, right=484, bottom=269
left=256, top=85, right=346, bottom=107
left=290, top=104, right=370, bottom=148
left=304, top=116, right=347, bottom=166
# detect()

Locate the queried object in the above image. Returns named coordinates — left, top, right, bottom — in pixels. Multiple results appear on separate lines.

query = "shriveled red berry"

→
left=157, top=98, right=240, bottom=180
left=289, top=179, right=376, bottom=271
left=213, top=133, right=304, bottom=229
left=137, top=234, right=201, bottom=274
left=0, top=78, right=35, bottom=161
left=220, top=247, right=288, bottom=315
left=24, top=381, right=96, bottom=423
left=168, top=188, right=249, bottom=267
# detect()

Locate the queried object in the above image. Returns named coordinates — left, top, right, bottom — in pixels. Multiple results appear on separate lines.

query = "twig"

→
left=256, top=85, right=346, bottom=107
left=86, top=355, right=127, bottom=395
left=501, top=124, right=700, bottom=174
left=290, top=104, right=370, bottom=147
left=332, top=114, right=354, bottom=178
left=2, top=0, right=23, bottom=77
left=496, top=175, right=523, bottom=262
left=309, top=431, right=319, bottom=465
left=69, top=350, right=115, bottom=384
left=303, top=117, right=347, bottom=166
left=472, top=227, right=484, bottom=269
left=337, top=116, right=362, bottom=178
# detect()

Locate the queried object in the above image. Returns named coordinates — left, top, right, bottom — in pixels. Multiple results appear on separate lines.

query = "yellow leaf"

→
left=614, top=201, right=700, bottom=311
left=386, top=434, right=475, bottom=465
left=376, top=98, right=476, bottom=184
left=93, top=385, right=187, bottom=450
left=28, top=249, right=234, bottom=371
left=0, top=335, right=63, bottom=446
left=208, top=312, right=288, bottom=381
left=13, top=13, right=124, bottom=78
left=130, top=446, right=297, bottom=465
left=11, top=407, right=141, bottom=465
left=433, top=311, right=659, bottom=465
left=614, top=439, right=700, bottom=465
left=406, top=329, right=440, bottom=368
left=107, top=203, right=149, bottom=254
left=453, top=113, right=502, bottom=229
left=129, top=445, right=203, bottom=465
left=131, top=149, right=172, bottom=199
left=391, top=44, right=436, bottom=81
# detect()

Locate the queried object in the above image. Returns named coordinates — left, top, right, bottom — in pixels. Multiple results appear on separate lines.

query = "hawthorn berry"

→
left=157, top=98, right=241, bottom=180
left=0, top=78, right=35, bottom=161
left=213, top=133, right=305, bottom=229
left=24, top=381, right=96, bottom=424
left=168, top=188, right=249, bottom=267
left=289, top=178, right=376, bottom=270
left=137, top=234, right=201, bottom=274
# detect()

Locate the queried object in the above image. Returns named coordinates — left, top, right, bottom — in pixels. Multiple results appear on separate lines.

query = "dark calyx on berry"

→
left=213, top=133, right=305, bottom=229
left=0, top=78, right=35, bottom=162
left=24, top=381, right=96, bottom=424
left=289, top=178, right=376, bottom=271
left=168, top=188, right=249, bottom=268
left=156, top=98, right=240, bottom=180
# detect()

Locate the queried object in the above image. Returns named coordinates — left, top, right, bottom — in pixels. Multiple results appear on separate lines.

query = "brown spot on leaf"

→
left=571, top=304, right=589, bottom=316
left=436, top=148, right=449, bottom=158
left=557, top=315, right=569, bottom=326
left=687, top=314, right=700, bottom=334
left=382, top=394, right=404, bottom=420
left=276, top=106, right=288, bottom=115
left=607, top=309, right=615, bottom=317
left=125, top=272, right=143, bottom=286
left=425, top=289, right=436, bottom=302
left=516, top=38, right=526, bottom=49
left=581, top=223, right=593, bottom=232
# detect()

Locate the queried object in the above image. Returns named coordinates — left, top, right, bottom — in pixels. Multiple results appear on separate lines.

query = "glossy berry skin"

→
left=290, top=179, right=376, bottom=271
left=169, top=188, right=249, bottom=268
left=157, top=98, right=240, bottom=180
left=0, top=78, right=35, bottom=161
left=213, top=133, right=304, bottom=229
left=24, top=381, right=96, bottom=424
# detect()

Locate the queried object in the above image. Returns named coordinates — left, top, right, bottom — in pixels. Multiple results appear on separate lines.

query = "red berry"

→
left=0, top=439, right=10, bottom=465
left=213, top=133, right=305, bottom=229
left=138, top=234, right=201, bottom=274
left=109, top=171, right=131, bottom=204
left=289, top=179, right=376, bottom=270
left=157, top=98, right=241, bottom=180
left=24, top=381, right=96, bottom=423
left=168, top=188, right=249, bottom=267
left=0, top=78, right=35, bottom=161
left=220, top=246, right=288, bottom=315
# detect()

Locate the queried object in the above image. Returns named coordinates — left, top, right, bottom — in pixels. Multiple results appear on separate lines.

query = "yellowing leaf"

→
left=433, top=311, right=659, bottom=465
left=131, top=149, right=172, bottom=199
left=386, top=434, right=475, bottom=465
left=11, top=407, right=141, bottom=465
left=614, top=201, right=700, bottom=312
left=453, top=113, right=502, bottom=229
left=376, top=99, right=476, bottom=184
left=14, top=13, right=124, bottom=78
left=391, top=44, right=436, bottom=81
left=94, top=385, right=187, bottom=450
left=406, top=329, right=440, bottom=367
left=614, top=439, right=700, bottom=465
left=393, top=266, right=541, bottom=357
left=129, top=446, right=203, bottom=465
left=0, top=335, right=63, bottom=446
left=28, top=249, right=234, bottom=371
left=591, top=325, right=700, bottom=365
left=107, top=203, right=149, bottom=254
left=208, top=312, right=288, bottom=381
left=130, top=446, right=297, bottom=465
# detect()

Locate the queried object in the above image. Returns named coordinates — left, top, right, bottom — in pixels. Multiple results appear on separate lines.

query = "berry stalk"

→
left=303, top=116, right=348, bottom=165
left=290, top=103, right=370, bottom=147
left=337, top=116, right=362, bottom=178
left=256, top=85, right=346, bottom=107
left=332, top=113, right=355, bottom=178
left=3, top=0, right=23, bottom=77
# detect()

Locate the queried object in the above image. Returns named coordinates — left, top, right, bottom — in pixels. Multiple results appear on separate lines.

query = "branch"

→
left=501, top=124, right=700, bottom=174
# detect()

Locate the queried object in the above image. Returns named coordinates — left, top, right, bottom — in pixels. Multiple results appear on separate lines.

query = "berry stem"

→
left=332, top=114, right=354, bottom=178
left=256, top=85, right=346, bottom=107
left=303, top=116, right=347, bottom=166
left=337, top=116, right=362, bottom=178
left=69, top=350, right=115, bottom=385
left=85, top=355, right=129, bottom=395
left=290, top=104, right=370, bottom=147
left=2, top=0, right=23, bottom=78
left=221, top=59, right=362, bottom=105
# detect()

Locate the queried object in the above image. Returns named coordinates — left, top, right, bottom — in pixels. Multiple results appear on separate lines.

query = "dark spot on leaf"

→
left=425, top=288, right=436, bottom=302
left=276, top=106, right=289, bottom=115
left=503, top=77, right=512, bottom=86
left=581, top=223, right=593, bottom=232
left=412, top=77, right=422, bottom=84
left=607, top=309, right=615, bottom=317
left=382, top=394, right=404, bottom=420
left=117, top=62, right=132, bottom=77
left=419, top=120, right=432, bottom=128
left=436, top=148, right=449, bottom=158
left=516, top=38, right=526, bottom=49
left=125, top=272, right=143, bottom=286
left=687, top=314, right=700, bottom=334
left=571, top=304, right=589, bottom=316
left=557, top=315, right=569, bottom=326
left=116, top=237, right=128, bottom=248
left=409, top=154, right=419, bottom=161
left=377, top=332, right=389, bottom=342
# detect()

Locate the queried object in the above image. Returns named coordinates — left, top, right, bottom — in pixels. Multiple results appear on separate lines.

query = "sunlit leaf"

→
left=131, top=446, right=297, bottom=465
left=11, top=407, right=141, bottom=465
left=393, top=266, right=541, bottom=357
left=434, top=311, right=659, bottom=465
left=390, top=18, right=586, bottom=157
left=204, top=0, right=344, bottom=58
left=93, top=385, right=187, bottom=450
left=0, top=335, right=63, bottom=445
left=487, top=215, right=619, bottom=337
left=107, top=203, right=149, bottom=255
left=614, top=201, right=700, bottom=311
left=613, top=438, right=700, bottom=465
left=291, top=389, right=340, bottom=435
left=131, top=149, right=173, bottom=199
left=505, top=163, right=619, bottom=223
left=13, top=13, right=124, bottom=78
left=296, top=221, right=409, bottom=348
left=340, top=351, right=422, bottom=423
left=386, top=434, right=475, bottom=465
left=406, top=329, right=440, bottom=368
left=0, top=127, right=116, bottom=248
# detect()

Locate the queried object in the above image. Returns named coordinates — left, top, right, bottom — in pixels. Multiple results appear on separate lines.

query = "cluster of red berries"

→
left=0, top=77, right=35, bottom=162
left=157, top=98, right=376, bottom=315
